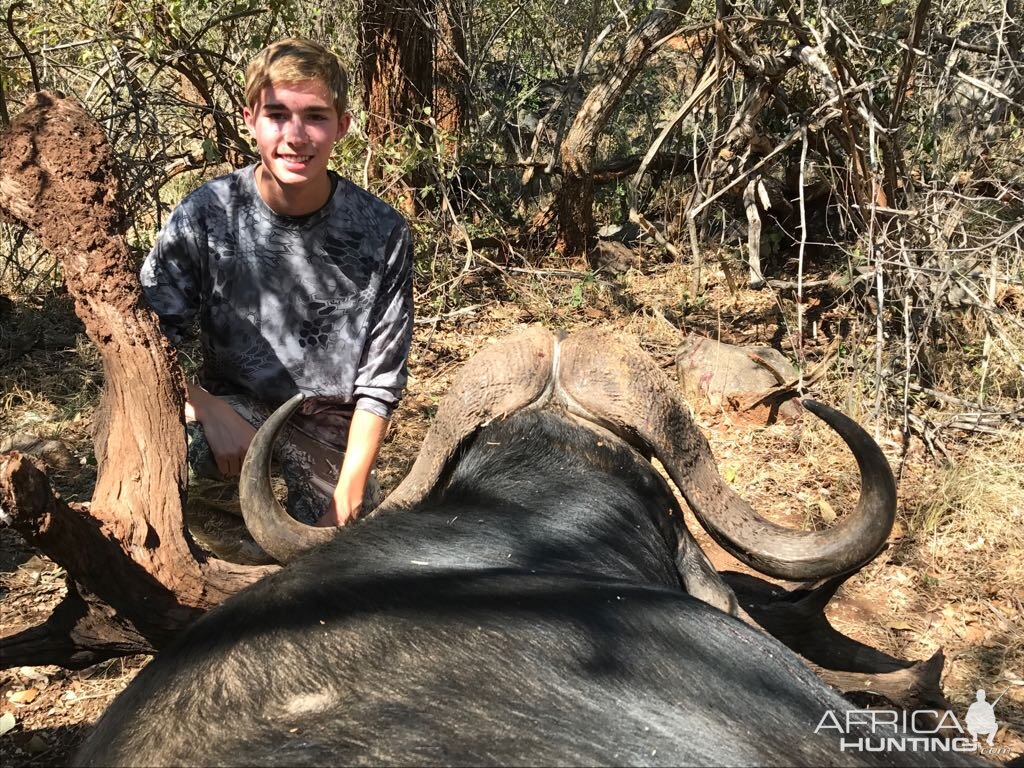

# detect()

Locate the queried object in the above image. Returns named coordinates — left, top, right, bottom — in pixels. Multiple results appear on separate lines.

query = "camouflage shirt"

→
left=141, top=164, right=414, bottom=441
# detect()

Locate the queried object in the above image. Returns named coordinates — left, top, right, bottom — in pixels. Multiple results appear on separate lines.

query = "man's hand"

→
left=316, top=409, right=388, bottom=527
left=186, top=382, right=257, bottom=477
left=316, top=494, right=363, bottom=528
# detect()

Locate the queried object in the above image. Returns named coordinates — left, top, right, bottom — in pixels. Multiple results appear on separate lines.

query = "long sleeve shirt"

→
left=141, top=164, right=413, bottom=446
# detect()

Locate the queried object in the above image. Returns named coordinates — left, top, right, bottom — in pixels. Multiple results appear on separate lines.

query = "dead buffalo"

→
left=75, top=328, right=984, bottom=767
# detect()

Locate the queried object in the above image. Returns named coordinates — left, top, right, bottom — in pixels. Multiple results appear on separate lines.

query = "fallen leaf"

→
left=18, top=667, right=49, bottom=687
left=19, top=556, right=49, bottom=579
left=818, top=499, right=837, bottom=524
left=964, top=625, right=989, bottom=644
left=0, top=712, right=16, bottom=736
left=9, top=688, right=38, bottom=704
left=26, top=734, right=49, bottom=754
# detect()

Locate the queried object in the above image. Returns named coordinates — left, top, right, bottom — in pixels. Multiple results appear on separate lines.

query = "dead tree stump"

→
left=0, top=92, right=273, bottom=669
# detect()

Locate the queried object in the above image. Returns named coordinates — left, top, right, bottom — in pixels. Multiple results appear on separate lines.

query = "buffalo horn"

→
left=238, top=393, right=335, bottom=563
left=240, top=327, right=558, bottom=563
left=556, top=329, right=897, bottom=581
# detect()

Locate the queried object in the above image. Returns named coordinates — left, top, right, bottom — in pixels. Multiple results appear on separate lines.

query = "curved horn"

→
left=239, top=393, right=335, bottom=563
left=556, top=329, right=896, bottom=581
left=239, top=328, right=559, bottom=563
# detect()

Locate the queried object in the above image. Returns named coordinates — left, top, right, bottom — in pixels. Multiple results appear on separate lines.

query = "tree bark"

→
left=0, top=92, right=273, bottom=669
left=360, top=0, right=434, bottom=144
left=434, top=0, right=468, bottom=142
left=0, top=576, right=155, bottom=670
left=556, top=0, right=694, bottom=261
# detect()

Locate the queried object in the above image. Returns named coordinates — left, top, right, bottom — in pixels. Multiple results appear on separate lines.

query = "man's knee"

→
left=186, top=421, right=227, bottom=481
left=284, top=467, right=383, bottom=526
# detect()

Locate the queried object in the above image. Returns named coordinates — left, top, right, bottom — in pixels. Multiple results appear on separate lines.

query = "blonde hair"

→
left=244, top=38, right=348, bottom=115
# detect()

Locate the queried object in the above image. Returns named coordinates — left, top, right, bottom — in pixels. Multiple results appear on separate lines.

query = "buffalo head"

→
left=240, top=327, right=896, bottom=589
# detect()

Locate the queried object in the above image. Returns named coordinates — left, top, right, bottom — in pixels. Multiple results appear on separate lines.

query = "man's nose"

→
left=284, top=116, right=309, bottom=142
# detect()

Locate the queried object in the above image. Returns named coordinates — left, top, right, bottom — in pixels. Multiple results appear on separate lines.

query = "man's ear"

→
left=243, top=105, right=256, bottom=135
left=335, top=112, right=352, bottom=142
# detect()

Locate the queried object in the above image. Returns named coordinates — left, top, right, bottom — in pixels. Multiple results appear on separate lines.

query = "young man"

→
left=142, top=38, right=414, bottom=528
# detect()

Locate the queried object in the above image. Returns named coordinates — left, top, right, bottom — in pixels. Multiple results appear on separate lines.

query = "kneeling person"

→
left=142, top=37, right=414, bottom=527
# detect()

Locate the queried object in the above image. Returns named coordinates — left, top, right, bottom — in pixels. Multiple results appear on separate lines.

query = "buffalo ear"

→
left=675, top=531, right=739, bottom=616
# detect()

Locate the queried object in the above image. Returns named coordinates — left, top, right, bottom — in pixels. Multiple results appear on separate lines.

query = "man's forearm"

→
left=333, top=409, right=389, bottom=512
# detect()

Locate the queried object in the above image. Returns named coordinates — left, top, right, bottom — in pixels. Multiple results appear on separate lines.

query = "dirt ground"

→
left=2, top=260, right=1022, bottom=765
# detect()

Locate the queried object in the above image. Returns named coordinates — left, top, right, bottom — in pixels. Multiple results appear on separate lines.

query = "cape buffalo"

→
left=75, top=328, right=986, bottom=767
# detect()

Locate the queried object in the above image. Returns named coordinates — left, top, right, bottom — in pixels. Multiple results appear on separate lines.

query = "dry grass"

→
left=682, top=414, right=1024, bottom=756
left=898, top=430, right=1024, bottom=726
left=613, top=258, right=1024, bottom=750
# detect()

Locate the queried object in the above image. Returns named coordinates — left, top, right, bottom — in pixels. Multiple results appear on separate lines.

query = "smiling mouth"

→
left=278, top=153, right=314, bottom=163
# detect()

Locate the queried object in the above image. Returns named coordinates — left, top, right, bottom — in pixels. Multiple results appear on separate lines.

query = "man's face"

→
left=243, top=80, right=350, bottom=192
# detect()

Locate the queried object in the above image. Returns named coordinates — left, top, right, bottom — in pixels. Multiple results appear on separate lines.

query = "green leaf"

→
left=570, top=281, right=584, bottom=308
left=201, top=139, right=220, bottom=162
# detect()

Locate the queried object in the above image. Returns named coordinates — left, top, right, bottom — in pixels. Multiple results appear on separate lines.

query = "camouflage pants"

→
left=186, top=394, right=381, bottom=525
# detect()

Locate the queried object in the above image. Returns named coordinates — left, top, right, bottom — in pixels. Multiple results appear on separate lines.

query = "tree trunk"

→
left=359, top=0, right=435, bottom=215
left=556, top=0, right=694, bottom=261
left=360, top=0, right=435, bottom=144
left=434, top=0, right=469, bottom=142
left=0, top=93, right=273, bottom=669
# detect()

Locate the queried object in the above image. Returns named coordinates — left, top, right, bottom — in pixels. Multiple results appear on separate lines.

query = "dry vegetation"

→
left=2, top=0, right=1024, bottom=763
